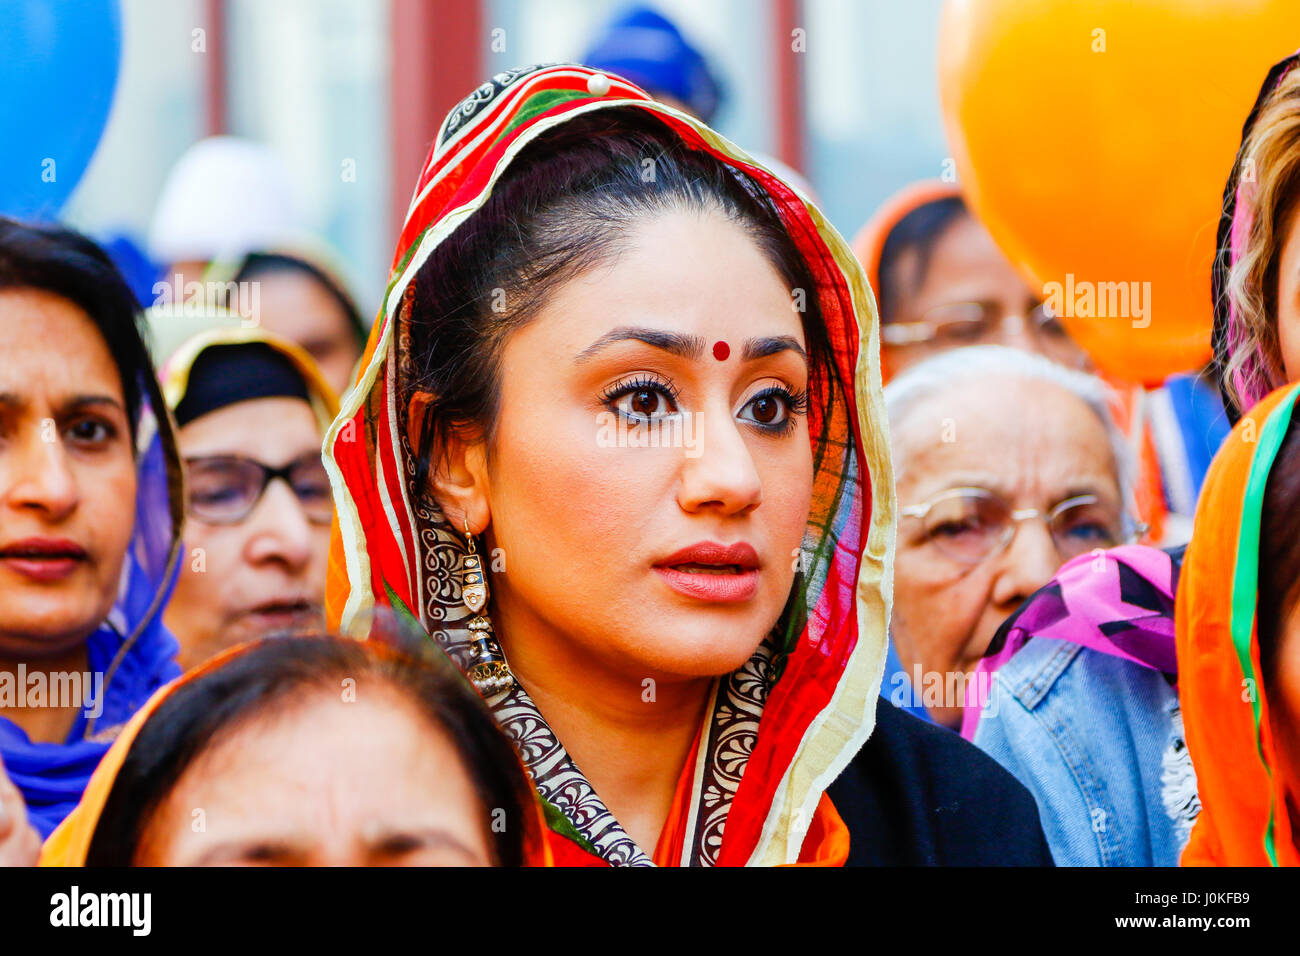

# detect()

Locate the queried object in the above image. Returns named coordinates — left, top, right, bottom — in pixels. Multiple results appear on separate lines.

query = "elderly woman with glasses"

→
left=887, top=346, right=1196, bottom=867
left=885, top=345, right=1138, bottom=729
left=157, top=327, right=339, bottom=672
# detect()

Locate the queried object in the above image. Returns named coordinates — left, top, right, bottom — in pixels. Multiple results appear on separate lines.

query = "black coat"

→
left=827, top=698, right=1055, bottom=866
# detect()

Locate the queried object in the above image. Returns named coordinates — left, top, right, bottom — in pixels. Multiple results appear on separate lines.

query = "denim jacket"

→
left=971, top=638, right=1198, bottom=866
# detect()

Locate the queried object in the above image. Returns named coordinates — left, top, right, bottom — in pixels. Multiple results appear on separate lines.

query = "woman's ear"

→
left=428, top=426, right=491, bottom=535
left=408, top=390, right=491, bottom=533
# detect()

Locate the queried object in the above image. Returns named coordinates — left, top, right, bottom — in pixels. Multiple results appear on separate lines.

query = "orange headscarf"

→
left=849, top=180, right=961, bottom=387
left=1178, top=382, right=1300, bottom=865
left=850, top=179, right=963, bottom=308
left=40, top=642, right=255, bottom=866
left=40, top=638, right=553, bottom=866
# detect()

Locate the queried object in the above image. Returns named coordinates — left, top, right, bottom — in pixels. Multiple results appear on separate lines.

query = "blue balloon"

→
left=0, top=0, right=121, bottom=222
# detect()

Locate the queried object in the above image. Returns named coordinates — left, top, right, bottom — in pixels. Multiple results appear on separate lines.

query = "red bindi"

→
left=712, top=340, right=730, bottom=361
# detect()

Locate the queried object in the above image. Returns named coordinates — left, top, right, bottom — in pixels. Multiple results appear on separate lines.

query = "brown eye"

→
left=607, top=380, right=678, bottom=422
left=630, top=389, right=659, bottom=417
left=65, top=419, right=116, bottom=445
left=750, top=395, right=779, bottom=423
left=738, top=388, right=800, bottom=432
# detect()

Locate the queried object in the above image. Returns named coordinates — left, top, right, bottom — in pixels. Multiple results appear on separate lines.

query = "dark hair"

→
left=1258, top=419, right=1300, bottom=689
left=0, top=217, right=152, bottom=428
left=233, top=251, right=367, bottom=346
left=406, top=107, right=834, bottom=500
left=876, top=196, right=968, bottom=322
left=84, top=634, right=536, bottom=866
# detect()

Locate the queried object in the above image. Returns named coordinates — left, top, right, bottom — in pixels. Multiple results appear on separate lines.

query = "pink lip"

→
left=0, top=538, right=88, bottom=582
left=653, top=540, right=761, bottom=603
left=653, top=566, right=759, bottom=602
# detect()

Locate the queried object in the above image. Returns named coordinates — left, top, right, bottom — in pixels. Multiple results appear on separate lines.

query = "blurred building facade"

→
left=65, top=0, right=948, bottom=318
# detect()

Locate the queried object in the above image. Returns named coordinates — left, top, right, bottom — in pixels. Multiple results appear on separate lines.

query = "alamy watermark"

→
left=1042, top=273, right=1152, bottom=329
left=151, top=274, right=261, bottom=327
left=596, top=410, right=703, bottom=457
left=0, top=666, right=104, bottom=718
left=887, top=663, right=998, bottom=718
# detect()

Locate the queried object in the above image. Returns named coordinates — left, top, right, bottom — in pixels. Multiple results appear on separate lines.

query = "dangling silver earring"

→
left=462, top=519, right=514, bottom=696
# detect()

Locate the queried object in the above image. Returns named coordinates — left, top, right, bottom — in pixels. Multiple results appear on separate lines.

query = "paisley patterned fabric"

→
left=323, top=64, right=895, bottom=866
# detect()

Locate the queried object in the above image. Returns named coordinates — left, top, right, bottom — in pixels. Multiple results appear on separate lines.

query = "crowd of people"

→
left=2, top=9, right=1300, bottom=868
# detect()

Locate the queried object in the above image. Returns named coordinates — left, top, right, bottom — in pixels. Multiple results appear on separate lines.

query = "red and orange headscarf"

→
left=1178, top=382, right=1300, bottom=865
left=322, top=64, right=895, bottom=866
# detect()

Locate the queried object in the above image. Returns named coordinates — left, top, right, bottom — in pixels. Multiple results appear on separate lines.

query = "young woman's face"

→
left=475, top=208, right=814, bottom=682
left=0, top=290, right=137, bottom=659
left=135, top=686, right=494, bottom=866
left=166, top=397, right=330, bottom=671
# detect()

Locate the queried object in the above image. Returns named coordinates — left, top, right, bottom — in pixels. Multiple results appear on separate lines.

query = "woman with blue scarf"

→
left=0, top=218, right=183, bottom=839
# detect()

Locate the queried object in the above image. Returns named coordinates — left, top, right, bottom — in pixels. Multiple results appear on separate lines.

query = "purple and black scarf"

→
left=961, top=544, right=1181, bottom=740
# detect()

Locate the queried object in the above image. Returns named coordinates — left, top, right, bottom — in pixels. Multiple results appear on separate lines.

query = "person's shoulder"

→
left=988, top=638, right=1085, bottom=711
left=828, top=697, right=1054, bottom=866
left=992, top=639, right=1175, bottom=724
left=869, top=695, right=1032, bottom=789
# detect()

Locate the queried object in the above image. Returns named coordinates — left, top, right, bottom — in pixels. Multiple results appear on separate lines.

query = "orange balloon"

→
left=939, top=0, right=1300, bottom=384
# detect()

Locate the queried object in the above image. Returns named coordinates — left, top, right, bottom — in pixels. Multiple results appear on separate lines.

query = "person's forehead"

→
left=0, top=289, right=125, bottom=387
left=254, top=271, right=353, bottom=338
left=505, top=210, right=806, bottom=364
left=904, top=217, right=1036, bottom=306
left=177, top=395, right=321, bottom=461
left=894, top=379, right=1117, bottom=499
left=151, top=691, right=475, bottom=861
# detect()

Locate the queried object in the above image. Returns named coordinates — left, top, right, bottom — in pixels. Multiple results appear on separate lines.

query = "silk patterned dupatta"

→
left=324, top=64, right=894, bottom=866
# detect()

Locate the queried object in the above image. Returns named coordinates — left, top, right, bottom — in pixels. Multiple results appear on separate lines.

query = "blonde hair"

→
left=1223, top=64, right=1300, bottom=411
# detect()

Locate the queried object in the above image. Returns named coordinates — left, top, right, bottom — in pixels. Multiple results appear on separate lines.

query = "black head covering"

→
left=173, top=341, right=310, bottom=427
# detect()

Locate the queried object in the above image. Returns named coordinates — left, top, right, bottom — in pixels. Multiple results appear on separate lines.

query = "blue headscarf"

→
left=0, top=366, right=183, bottom=838
left=580, top=5, right=723, bottom=123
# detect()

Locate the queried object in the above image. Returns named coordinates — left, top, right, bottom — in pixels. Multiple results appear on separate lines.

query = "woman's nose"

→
left=989, top=516, right=1060, bottom=610
left=676, top=411, right=763, bottom=516
left=4, top=427, right=79, bottom=520
left=993, top=313, right=1037, bottom=353
left=242, top=478, right=317, bottom=571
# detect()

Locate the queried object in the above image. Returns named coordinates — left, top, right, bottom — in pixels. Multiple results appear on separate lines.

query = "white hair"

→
left=883, top=345, right=1135, bottom=505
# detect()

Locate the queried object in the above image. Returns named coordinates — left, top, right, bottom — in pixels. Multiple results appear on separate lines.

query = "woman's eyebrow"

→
left=574, top=326, right=706, bottom=363
left=0, top=393, right=122, bottom=413
left=743, top=335, right=807, bottom=365
left=65, top=394, right=124, bottom=412
left=192, top=838, right=302, bottom=865
left=366, top=826, right=482, bottom=860
left=574, top=328, right=807, bottom=366
left=1058, top=482, right=1114, bottom=504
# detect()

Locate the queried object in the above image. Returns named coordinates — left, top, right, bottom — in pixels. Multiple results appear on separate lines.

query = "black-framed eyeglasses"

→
left=900, top=486, right=1146, bottom=565
left=185, top=453, right=334, bottom=526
